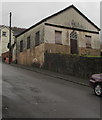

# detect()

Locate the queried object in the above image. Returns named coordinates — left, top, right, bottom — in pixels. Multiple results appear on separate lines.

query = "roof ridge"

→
left=16, top=4, right=100, bottom=38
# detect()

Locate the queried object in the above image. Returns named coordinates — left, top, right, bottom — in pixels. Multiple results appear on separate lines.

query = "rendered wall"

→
left=0, top=27, right=14, bottom=55
left=44, top=25, right=100, bottom=56
left=46, top=7, right=99, bottom=32
left=17, top=23, right=44, bottom=54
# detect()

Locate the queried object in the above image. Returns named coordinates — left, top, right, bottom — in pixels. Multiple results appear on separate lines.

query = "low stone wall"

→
left=44, top=53, right=102, bottom=78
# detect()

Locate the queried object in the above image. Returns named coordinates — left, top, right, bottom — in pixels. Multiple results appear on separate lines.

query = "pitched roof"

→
left=0, top=25, right=10, bottom=30
left=16, top=4, right=100, bottom=38
left=0, top=25, right=26, bottom=36
left=11, top=27, right=26, bottom=36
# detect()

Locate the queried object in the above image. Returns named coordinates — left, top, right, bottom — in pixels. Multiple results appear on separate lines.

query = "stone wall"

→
left=17, top=43, right=44, bottom=66
left=44, top=43, right=100, bottom=56
left=44, top=43, right=70, bottom=54
left=17, top=43, right=70, bottom=66
left=17, top=43, right=101, bottom=66
left=79, top=47, right=101, bottom=56
left=44, top=53, right=102, bottom=78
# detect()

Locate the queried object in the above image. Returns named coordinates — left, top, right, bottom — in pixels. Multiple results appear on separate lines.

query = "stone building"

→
left=15, top=5, right=101, bottom=66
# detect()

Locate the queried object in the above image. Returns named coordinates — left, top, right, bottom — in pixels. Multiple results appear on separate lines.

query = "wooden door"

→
left=70, top=31, right=78, bottom=54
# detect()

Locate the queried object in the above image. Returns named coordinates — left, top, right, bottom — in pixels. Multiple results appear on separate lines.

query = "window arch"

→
left=70, top=31, right=77, bottom=40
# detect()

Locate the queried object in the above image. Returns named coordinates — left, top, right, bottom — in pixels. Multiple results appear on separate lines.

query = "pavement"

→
left=11, top=63, right=89, bottom=87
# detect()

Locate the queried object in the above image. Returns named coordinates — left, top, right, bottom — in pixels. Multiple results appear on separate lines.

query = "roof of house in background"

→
left=11, top=27, right=26, bottom=36
left=0, top=25, right=26, bottom=36
left=0, top=25, right=3, bottom=28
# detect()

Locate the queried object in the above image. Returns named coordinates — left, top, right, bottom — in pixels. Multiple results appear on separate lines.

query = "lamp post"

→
left=9, top=12, right=12, bottom=64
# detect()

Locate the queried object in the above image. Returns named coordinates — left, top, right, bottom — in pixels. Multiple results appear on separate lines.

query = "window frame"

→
left=85, top=35, right=92, bottom=49
left=35, top=31, right=40, bottom=46
left=27, top=36, right=30, bottom=49
left=2, top=31, right=7, bottom=37
left=20, top=40, right=23, bottom=52
left=55, top=30, right=62, bottom=45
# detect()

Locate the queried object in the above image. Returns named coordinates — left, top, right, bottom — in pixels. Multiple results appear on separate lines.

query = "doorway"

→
left=70, top=31, right=78, bottom=54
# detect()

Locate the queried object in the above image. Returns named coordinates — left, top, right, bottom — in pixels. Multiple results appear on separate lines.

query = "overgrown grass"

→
left=49, top=52, right=102, bottom=58
left=69, top=53, right=101, bottom=58
left=69, top=54, right=101, bottom=58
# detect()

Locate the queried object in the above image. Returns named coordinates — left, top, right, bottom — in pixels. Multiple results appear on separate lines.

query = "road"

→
left=2, top=62, right=101, bottom=118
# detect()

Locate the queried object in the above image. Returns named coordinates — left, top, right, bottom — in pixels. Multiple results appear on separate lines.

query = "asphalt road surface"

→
left=2, top=62, right=101, bottom=118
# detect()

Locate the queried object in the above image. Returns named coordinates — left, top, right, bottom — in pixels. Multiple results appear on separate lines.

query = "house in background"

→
left=15, top=5, right=101, bottom=66
left=0, top=25, right=26, bottom=61
left=0, top=25, right=14, bottom=61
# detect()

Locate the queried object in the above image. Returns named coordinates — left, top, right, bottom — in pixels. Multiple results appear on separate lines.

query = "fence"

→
left=44, top=53, right=102, bottom=78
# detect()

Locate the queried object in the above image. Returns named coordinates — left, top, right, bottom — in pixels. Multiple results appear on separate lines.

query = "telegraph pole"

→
left=9, top=12, right=12, bottom=64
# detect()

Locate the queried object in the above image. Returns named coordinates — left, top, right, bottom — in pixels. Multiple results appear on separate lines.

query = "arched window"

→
left=70, top=31, right=77, bottom=40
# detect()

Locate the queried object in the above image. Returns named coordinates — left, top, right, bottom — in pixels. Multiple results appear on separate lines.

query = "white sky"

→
left=1, top=1, right=101, bottom=29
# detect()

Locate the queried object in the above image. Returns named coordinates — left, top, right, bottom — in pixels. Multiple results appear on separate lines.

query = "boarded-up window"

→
left=20, top=40, right=23, bottom=52
left=55, top=31, right=62, bottom=44
left=85, top=35, right=91, bottom=48
left=27, top=36, right=30, bottom=49
left=35, top=31, right=40, bottom=46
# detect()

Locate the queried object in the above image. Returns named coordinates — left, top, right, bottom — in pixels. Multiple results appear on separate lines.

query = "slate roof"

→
left=0, top=25, right=26, bottom=36
left=11, top=27, right=26, bottom=36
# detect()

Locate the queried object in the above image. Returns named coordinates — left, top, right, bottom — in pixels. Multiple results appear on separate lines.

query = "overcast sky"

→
left=1, top=2, right=100, bottom=29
